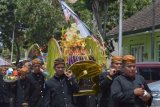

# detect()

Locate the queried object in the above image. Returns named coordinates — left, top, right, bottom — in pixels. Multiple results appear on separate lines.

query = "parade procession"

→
left=0, top=0, right=156, bottom=107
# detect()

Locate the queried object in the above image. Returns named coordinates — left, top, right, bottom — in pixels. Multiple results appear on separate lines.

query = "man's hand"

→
left=109, top=69, right=117, bottom=77
left=134, top=88, right=145, bottom=96
left=139, top=90, right=151, bottom=102
left=65, top=70, right=73, bottom=79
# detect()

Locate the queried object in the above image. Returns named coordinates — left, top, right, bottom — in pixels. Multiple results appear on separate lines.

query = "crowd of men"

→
left=0, top=55, right=153, bottom=107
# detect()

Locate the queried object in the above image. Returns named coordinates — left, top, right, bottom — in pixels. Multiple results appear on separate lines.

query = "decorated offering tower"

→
left=60, top=23, right=89, bottom=66
left=47, top=23, right=107, bottom=96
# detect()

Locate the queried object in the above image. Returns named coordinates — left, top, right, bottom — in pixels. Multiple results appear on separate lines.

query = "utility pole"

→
left=118, top=0, right=123, bottom=56
left=151, top=0, right=155, bottom=61
left=24, top=35, right=28, bottom=60
left=11, top=25, right=15, bottom=62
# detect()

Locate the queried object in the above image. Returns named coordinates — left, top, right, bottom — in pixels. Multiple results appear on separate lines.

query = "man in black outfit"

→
left=0, top=68, right=16, bottom=107
left=99, top=56, right=122, bottom=107
left=15, top=67, right=30, bottom=107
left=111, top=55, right=152, bottom=107
left=44, top=58, right=79, bottom=107
left=26, top=58, right=45, bottom=107
left=0, top=68, right=10, bottom=107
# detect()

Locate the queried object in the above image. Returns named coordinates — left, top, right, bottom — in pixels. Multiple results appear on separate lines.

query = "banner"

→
left=60, top=0, right=91, bottom=38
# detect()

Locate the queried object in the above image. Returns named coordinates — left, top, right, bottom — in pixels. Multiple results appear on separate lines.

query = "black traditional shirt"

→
left=44, top=74, right=79, bottom=107
left=111, top=74, right=152, bottom=107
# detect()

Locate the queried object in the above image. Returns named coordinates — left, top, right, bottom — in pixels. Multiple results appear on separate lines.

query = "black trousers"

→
left=0, top=103, right=10, bottom=107
left=75, top=95, right=97, bottom=107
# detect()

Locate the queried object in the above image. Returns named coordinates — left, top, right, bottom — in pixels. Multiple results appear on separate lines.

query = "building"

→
left=108, top=0, right=160, bottom=62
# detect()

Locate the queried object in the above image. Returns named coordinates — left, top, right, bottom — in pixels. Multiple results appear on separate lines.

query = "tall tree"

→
left=0, top=0, right=17, bottom=61
left=0, top=0, right=15, bottom=51
left=14, top=0, right=65, bottom=44
left=0, top=0, right=66, bottom=63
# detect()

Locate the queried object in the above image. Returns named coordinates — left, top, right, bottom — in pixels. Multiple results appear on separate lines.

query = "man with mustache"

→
left=111, top=55, right=152, bottom=107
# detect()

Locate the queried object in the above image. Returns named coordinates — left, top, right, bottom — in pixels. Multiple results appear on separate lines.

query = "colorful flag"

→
left=59, top=0, right=91, bottom=38
left=61, top=2, right=71, bottom=22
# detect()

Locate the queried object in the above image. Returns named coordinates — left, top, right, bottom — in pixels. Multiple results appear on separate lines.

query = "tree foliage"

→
left=0, top=0, right=15, bottom=50
left=0, top=0, right=66, bottom=61
left=0, top=0, right=152, bottom=60
left=14, top=0, right=65, bottom=45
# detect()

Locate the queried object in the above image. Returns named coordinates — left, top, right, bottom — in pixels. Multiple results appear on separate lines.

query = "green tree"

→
left=0, top=0, right=15, bottom=51
left=14, top=0, right=65, bottom=44
left=0, top=0, right=66, bottom=63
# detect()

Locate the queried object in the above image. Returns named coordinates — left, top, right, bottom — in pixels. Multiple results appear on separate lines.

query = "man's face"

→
left=33, top=64, right=41, bottom=73
left=111, top=61, right=122, bottom=71
left=54, top=64, right=65, bottom=77
left=24, top=62, right=31, bottom=69
left=124, top=63, right=136, bottom=78
left=1, top=68, right=6, bottom=75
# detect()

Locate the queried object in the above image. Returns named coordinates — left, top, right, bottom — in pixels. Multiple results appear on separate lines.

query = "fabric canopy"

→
left=0, top=57, right=12, bottom=66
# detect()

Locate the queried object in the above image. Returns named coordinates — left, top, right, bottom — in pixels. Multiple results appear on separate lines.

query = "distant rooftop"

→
left=108, top=0, right=160, bottom=36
